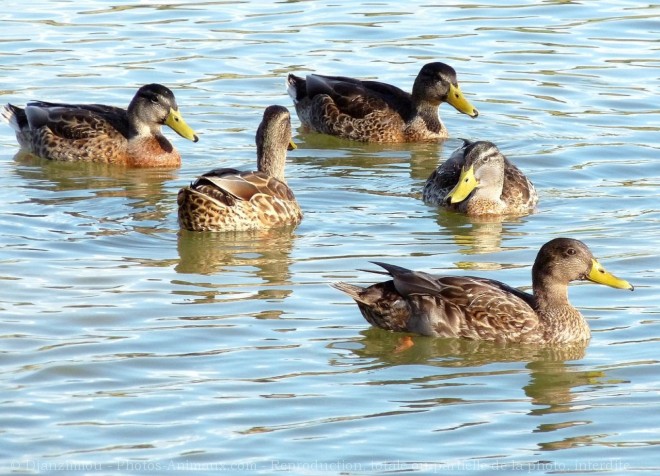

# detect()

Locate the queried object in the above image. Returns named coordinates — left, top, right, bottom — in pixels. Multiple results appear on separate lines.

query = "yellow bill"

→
left=587, top=258, right=634, bottom=291
left=446, top=83, right=479, bottom=118
left=288, top=140, right=297, bottom=151
left=165, top=108, right=199, bottom=143
left=447, top=165, right=478, bottom=204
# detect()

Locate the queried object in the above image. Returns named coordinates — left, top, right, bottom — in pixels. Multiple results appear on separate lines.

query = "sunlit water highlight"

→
left=0, top=1, right=658, bottom=474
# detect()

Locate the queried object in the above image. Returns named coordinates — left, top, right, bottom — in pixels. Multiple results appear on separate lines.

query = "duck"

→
left=331, top=238, right=633, bottom=344
left=178, top=105, right=302, bottom=232
left=286, top=62, right=478, bottom=143
left=1, top=83, right=198, bottom=167
left=423, top=139, right=538, bottom=216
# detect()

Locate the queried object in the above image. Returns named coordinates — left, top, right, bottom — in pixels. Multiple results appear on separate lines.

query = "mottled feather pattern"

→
left=332, top=280, right=414, bottom=333
left=2, top=84, right=197, bottom=167
left=292, top=79, right=432, bottom=143
left=423, top=140, right=538, bottom=216
left=178, top=170, right=302, bottom=232
left=178, top=105, right=302, bottom=232
left=35, top=106, right=127, bottom=139
left=333, top=269, right=543, bottom=343
left=502, top=164, right=535, bottom=208
left=287, top=62, right=478, bottom=143
left=308, top=95, right=407, bottom=143
left=29, top=111, right=128, bottom=163
left=332, top=239, right=633, bottom=344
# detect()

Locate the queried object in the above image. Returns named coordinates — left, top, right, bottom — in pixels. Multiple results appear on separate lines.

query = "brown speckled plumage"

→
left=178, top=105, right=302, bottom=232
left=332, top=238, right=633, bottom=344
left=286, top=62, right=478, bottom=143
left=1, top=84, right=198, bottom=167
left=423, top=140, right=538, bottom=216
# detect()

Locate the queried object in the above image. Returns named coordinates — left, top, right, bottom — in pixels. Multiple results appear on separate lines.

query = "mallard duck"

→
left=286, top=62, right=478, bottom=143
left=178, top=105, right=302, bottom=232
left=1, top=83, right=198, bottom=167
left=332, top=238, right=633, bottom=344
left=423, top=139, right=538, bottom=216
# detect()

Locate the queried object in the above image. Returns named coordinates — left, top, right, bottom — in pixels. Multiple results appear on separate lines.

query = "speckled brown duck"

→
left=286, top=62, right=478, bottom=143
left=177, top=105, right=302, bottom=232
left=332, top=238, right=633, bottom=344
left=423, top=139, right=538, bottom=216
left=1, top=83, right=198, bottom=167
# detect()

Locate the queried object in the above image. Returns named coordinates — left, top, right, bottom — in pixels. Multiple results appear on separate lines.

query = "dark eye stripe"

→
left=481, top=150, right=499, bottom=162
left=463, top=142, right=502, bottom=167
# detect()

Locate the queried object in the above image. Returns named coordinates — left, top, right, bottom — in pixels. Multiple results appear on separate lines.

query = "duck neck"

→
left=533, top=276, right=590, bottom=342
left=533, top=277, right=570, bottom=310
left=474, top=181, right=502, bottom=202
left=257, top=143, right=287, bottom=182
left=472, top=177, right=504, bottom=203
left=412, top=100, right=443, bottom=134
left=128, top=121, right=162, bottom=140
left=126, top=99, right=150, bottom=139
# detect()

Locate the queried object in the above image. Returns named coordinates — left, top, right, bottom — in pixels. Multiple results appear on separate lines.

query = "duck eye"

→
left=567, top=248, right=576, bottom=255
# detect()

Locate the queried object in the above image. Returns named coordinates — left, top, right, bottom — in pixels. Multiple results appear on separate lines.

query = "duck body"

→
left=1, top=84, right=198, bottom=167
left=177, top=167, right=302, bottom=232
left=423, top=140, right=538, bottom=216
left=287, top=62, right=478, bottom=143
left=178, top=105, right=302, bottom=232
left=332, top=238, right=633, bottom=344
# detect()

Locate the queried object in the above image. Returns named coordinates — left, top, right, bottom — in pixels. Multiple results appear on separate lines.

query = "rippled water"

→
left=0, top=1, right=658, bottom=474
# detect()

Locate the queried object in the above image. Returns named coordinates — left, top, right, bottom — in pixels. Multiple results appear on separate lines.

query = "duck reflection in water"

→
left=175, top=227, right=297, bottom=304
left=343, top=328, right=610, bottom=450
left=10, top=151, right=178, bottom=229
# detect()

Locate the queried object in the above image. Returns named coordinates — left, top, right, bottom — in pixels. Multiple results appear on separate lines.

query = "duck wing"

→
left=501, top=158, right=538, bottom=208
left=195, top=168, right=296, bottom=203
left=27, top=100, right=126, bottom=117
left=368, top=262, right=540, bottom=340
left=306, top=74, right=413, bottom=119
left=24, top=101, right=129, bottom=139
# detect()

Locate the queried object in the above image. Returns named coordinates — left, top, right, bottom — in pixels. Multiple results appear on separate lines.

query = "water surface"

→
left=0, top=1, right=658, bottom=474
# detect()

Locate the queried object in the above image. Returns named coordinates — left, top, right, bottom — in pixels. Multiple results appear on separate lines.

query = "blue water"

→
left=0, top=1, right=658, bottom=474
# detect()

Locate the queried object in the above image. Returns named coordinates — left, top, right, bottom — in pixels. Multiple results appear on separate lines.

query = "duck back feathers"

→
left=287, top=62, right=478, bottom=143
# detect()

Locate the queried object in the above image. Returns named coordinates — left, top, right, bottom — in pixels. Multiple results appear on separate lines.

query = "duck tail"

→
left=286, top=74, right=306, bottom=103
left=1, top=104, right=26, bottom=131
left=330, top=281, right=365, bottom=301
